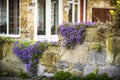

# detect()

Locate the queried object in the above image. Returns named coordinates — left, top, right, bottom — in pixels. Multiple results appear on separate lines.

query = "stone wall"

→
left=20, top=0, right=34, bottom=40
left=62, top=0, right=69, bottom=22
left=0, top=43, right=24, bottom=73
left=0, top=28, right=120, bottom=79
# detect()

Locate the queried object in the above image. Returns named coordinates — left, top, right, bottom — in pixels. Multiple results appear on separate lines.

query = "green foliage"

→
left=0, top=69, right=16, bottom=77
left=53, top=71, right=78, bottom=80
left=0, top=37, right=14, bottom=44
left=93, top=68, right=98, bottom=75
left=107, top=37, right=120, bottom=54
left=110, top=1, right=120, bottom=30
left=80, top=73, right=114, bottom=80
left=91, top=43, right=102, bottom=52
left=16, top=69, right=30, bottom=79
left=0, top=70, right=9, bottom=77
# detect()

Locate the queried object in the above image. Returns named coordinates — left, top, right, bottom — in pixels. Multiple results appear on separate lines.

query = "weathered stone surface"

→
left=73, top=63, right=85, bottom=71
left=47, top=46, right=60, bottom=54
left=88, top=49, right=106, bottom=65
left=70, top=70, right=84, bottom=77
left=37, top=64, right=45, bottom=76
left=40, top=51, right=60, bottom=67
left=84, top=65, right=98, bottom=75
left=114, top=53, right=120, bottom=66
left=44, top=66, right=56, bottom=73
left=98, top=65, right=120, bottom=79
left=61, top=42, right=90, bottom=63
left=106, top=37, right=120, bottom=65
left=56, top=61, right=69, bottom=69
left=43, top=72, right=54, bottom=77
left=84, top=65, right=120, bottom=79
left=62, top=0, right=69, bottom=22
left=2, top=43, right=24, bottom=72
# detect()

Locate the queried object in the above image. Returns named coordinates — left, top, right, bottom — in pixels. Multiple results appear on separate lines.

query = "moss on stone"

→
left=0, top=44, right=3, bottom=60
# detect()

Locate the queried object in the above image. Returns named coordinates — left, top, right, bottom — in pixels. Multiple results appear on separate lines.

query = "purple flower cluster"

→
left=83, top=22, right=97, bottom=27
left=13, top=41, right=51, bottom=77
left=60, top=23, right=85, bottom=49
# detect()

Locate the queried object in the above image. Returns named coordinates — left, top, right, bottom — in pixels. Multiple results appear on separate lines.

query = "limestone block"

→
left=60, top=42, right=90, bottom=64
left=73, top=63, right=85, bottom=72
left=114, top=53, right=120, bottom=66
left=37, top=64, right=45, bottom=76
left=88, top=49, right=106, bottom=65
left=56, top=61, right=69, bottom=69
left=84, top=65, right=98, bottom=76
left=84, top=65, right=120, bottom=79
left=2, top=43, right=24, bottom=72
left=40, top=51, right=60, bottom=67
left=106, top=37, right=120, bottom=64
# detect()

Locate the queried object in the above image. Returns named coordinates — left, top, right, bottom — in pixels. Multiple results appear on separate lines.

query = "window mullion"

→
left=72, top=2, right=75, bottom=23
left=78, top=0, right=80, bottom=22
left=46, top=0, right=51, bottom=40
left=7, top=0, right=9, bottom=35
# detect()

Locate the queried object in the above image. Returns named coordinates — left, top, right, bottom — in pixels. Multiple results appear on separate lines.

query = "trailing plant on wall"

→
left=109, top=1, right=120, bottom=32
left=0, top=37, right=14, bottom=44
left=12, top=40, right=56, bottom=77
left=59, top=22, right=96, bottom=49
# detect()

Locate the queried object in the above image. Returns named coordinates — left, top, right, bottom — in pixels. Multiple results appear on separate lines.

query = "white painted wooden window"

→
left=0, top=0, right=19, bottom=37
left=68, top=0, right=80, bottom=23
left=34, top=0, right=62, bottom=41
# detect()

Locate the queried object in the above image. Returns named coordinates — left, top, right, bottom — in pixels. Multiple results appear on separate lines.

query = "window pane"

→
left=0, top=0, right=7, bottom=34
left=68, top=4, right=72, bottom=23
left=9, top=0, right=19, bottom=34
left=51, top=0, right=58, bottom=35
left=75, top=4, right=78, bottom=22
left=37, top=0, right=46, bottom=35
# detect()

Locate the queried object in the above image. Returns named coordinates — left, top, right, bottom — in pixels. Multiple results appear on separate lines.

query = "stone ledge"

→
left=84, top=65, right=120, bottom=79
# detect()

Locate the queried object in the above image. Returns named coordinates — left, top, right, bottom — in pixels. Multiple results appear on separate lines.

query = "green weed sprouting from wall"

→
left=0, top=37, right=14, bottom=44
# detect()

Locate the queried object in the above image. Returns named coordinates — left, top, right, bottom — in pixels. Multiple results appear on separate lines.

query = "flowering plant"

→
left=59, top=22, right=96, bottom=49
left=13, top=41, right=55, bottom=77
left=109, top=1, right=120, bottom=29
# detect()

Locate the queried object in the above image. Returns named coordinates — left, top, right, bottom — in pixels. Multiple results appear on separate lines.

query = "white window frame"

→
left=69, top=0, right=80, bottom=23
left=0, top=0, right=20, bottom=37
left=34, top=0, right=62, bottom=42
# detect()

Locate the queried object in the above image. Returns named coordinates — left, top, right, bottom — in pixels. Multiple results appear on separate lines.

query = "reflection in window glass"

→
left=37, top=0, right=46, bottom=35
left=68, top=4, right=72, bottom=23
left=0, top=0, right=7, bottom=34
left=9, top=0, right=19, bottom=34
left=75, top=4, right=78, bottom=22
left=51, top=0, right=58, bottom=35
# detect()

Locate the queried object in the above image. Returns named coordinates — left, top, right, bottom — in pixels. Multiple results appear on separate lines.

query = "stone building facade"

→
left=0, top=0, right=114, bottom=41
left=1, top=0, right=120, bottom=79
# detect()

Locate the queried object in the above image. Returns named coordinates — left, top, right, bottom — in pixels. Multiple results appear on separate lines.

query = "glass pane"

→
left=0, top=0, right=7, bottom=34
left=37, top=0, right=46, bottom=35
left=68, top=4, right=72, bottom=23
left=75, top=4, right=78, bottom=22
left=9, top=0, right=19, bottom=34
left=51, top=0, right=58, bottom=35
